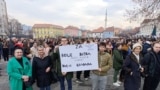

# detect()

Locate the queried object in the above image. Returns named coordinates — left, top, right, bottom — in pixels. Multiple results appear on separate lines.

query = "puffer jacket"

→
left=92, top=52, right=112, bottom=76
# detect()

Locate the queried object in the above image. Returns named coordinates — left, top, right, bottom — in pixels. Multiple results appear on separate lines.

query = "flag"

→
left=151, top=25, right=156, bottom=36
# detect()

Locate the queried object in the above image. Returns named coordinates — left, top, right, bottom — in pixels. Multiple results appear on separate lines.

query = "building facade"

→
left=92, top=27, right=104, bottom=38
left=139, top=16, right=160, bottom=36
left=64, top=26, right=79, bottom=37
left=103, top=27, right=114, bottom=38
left=0, top=0, right=8, bottom=38
left=32, top=24, right=64, bottom=38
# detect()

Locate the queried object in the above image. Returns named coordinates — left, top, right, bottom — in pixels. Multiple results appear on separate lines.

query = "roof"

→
left=141, top=19, right=153, bottom=24
left=92, top=27, right=104, bottom=33
left=33, top=24, right=64, bottom=29
left=104, top=26, right=114, bottom=32
left=65, top=26, right=79, bottom=30
left=132, top=27, right=140, bottom=33
left=114, top=27, right=123, bottom=31
left=121, top=27, right=140, bottom=35
left=141, top=15, right=160, bottom=24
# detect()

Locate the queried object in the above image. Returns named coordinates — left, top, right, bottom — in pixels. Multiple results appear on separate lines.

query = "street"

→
left=0, top=60, right=160, bottom=90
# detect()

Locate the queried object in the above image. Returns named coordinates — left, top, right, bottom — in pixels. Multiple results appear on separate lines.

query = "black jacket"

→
left=123, top=53, right=143, bottom=90
left=142, top=43, right=151, bottom=56
left=32, top=56, right=52, bottom=88
left=142, top=50, right=160, bottom=78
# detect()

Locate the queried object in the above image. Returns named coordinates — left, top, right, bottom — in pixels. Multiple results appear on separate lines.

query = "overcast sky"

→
left=5, top=0, right=139, bottom=30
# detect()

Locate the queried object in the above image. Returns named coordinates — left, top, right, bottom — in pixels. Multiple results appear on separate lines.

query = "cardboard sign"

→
left=59, top=43, right=98, bottom=72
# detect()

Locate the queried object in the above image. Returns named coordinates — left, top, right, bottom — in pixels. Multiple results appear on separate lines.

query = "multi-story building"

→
left=0, top=0, right=8, bottom=38
left=87, top=30, right=92, bottom=37
left=81, top=30, right=88, bottom=38
left=32, top=24, right=64, bottom=38
left=138, top=16, right=160, bottom=36
left=64, top=26, right=79, bottom=37
left=92, top=27, right=104, bottom=38
left=114, top=27, right=122, bottom=36
left=103, top=27, right=114, bottom=38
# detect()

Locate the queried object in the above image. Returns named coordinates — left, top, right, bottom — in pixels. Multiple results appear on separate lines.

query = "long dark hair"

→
left=115, top=43, right=122, bottom=49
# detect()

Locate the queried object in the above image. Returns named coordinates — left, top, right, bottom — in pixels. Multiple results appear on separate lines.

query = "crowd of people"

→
left=0, top=36, right=159, bottom=90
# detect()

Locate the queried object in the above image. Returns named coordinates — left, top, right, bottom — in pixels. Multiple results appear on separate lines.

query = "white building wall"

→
left=92, top=33, right=103, bottom=38
left=139, top=19, right=160, bottom=36
left=0, top=0, right=8, bottom=38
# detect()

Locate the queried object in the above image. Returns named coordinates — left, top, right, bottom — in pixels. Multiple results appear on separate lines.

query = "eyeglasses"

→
left=61, top=40, right=67, bottom=42
left=15, top=52, right=23, bottom=53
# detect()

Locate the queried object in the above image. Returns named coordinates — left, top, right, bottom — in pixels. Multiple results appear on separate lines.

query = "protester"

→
left=121, top=39, right=132, bottom=60
left=44, top=42, right=51, bottom=56
left=15, top=40, right=23, bottom=48
left=142, top=42, right=160, bottom=90
left=52, top=37, right=73, bottom=90
left=141, top=40, right=152, bottom=56
left=32, top=45, right=52, bottom=90
left=113, top=43, right=123, bottom=86
left=9, top=37, right=17, bottom=56
left=30, top=42, right=38, bottom=57
left=123, top=43, right=144, bottom=90
left=2, top=40, right=9, bottom=61
left=7, top=47, right=32, bottom=90
left=106, top=41, right=113, bottom=55
left=91, top=42, right=112, bottom=90
left=23, top=41, right=32, bottom=61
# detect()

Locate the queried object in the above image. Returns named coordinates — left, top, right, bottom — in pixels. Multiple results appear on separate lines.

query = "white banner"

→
left=59, top=43, right=98, bottom=72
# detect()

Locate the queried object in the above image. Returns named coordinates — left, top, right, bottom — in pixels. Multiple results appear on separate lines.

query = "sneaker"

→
left=76, top=79, right=83, bottom=83
left=84, top=78, right=89, bottom=81
left=117, top=81, right=121, bottom=84
left=113, top=82, right=120, bottom=87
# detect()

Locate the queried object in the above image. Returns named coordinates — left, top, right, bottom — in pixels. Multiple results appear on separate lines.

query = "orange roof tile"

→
left=65, top=26, right=79, bottom=30
left=104, top=26, right=114, bottom=32
left=92, top=27, right=104, bottom=33
left=33, top=24, right=52, bottom=28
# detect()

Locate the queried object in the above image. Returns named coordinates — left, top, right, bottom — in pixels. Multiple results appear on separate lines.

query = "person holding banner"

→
left=91, top=42, right=112, bottom=90
left=52, top=37, right=73, bottom=90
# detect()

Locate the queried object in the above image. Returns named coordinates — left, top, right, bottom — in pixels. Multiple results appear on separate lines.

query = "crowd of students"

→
left=0, top=36, right=159, bottom=90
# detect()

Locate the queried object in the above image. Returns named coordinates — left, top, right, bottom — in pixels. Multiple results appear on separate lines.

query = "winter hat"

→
left=132, top=43, right=142, bottom=51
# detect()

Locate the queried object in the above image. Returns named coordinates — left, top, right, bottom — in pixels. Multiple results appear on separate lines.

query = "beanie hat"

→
left=132, top=43, right=142, bottom=51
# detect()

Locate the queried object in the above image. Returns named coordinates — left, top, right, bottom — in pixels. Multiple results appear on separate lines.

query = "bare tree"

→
left=126, top=0, right=160, bottom=21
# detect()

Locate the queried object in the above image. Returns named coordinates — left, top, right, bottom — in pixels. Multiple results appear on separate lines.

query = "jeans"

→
left=40, top=86, right=51, bottom=90
left=91, top=73, right=107, bottom=90
left=59, top=76, right=72, bottom=90
left=113, top=69, right=120, bottom=82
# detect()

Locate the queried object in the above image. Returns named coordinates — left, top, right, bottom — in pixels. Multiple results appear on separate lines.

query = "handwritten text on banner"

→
left=59, top=43, right=98, bottom=72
